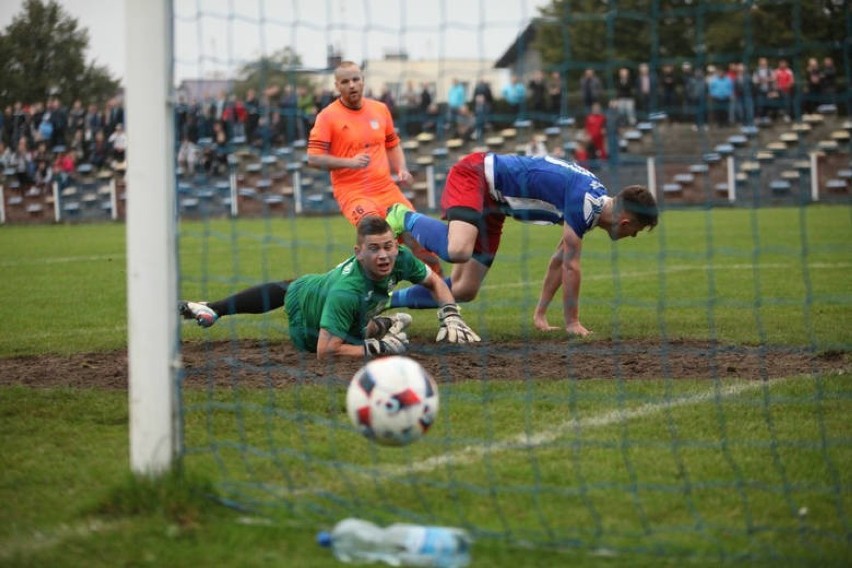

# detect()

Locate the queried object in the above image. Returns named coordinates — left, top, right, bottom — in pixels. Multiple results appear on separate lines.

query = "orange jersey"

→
left=308, top=98, right=409, bottom=223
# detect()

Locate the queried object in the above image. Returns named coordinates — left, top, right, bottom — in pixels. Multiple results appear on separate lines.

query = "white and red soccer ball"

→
left=346, top=356, right=439, bottom=447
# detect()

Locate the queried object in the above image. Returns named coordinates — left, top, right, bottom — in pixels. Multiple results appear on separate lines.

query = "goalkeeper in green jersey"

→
left=179, top=216, right=479, bottom=360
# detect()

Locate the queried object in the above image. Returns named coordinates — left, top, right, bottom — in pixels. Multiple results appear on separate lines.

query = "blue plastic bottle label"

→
left=412, top=527, right=454, bottom=555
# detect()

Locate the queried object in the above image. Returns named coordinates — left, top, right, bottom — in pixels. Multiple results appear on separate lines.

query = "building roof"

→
left=494, top=21, right=538, bottom=69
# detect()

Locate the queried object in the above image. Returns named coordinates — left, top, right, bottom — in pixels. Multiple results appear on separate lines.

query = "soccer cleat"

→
left=179, top=301, right=219, bottom=328
left=385, top=203, right=413, bottom=237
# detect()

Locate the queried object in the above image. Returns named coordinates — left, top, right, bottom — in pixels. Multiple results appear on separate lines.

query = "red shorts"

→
left=440, top=152, right=505, bottom=263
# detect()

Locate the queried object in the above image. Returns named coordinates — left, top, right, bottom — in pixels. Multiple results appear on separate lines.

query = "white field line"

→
left=284, top=378, right=786, bottom=497
left=375, top=378, right=785, bottom=478
left=0, top=254, right=124, bottom=268
left=0, top=519, right=127, bottom=561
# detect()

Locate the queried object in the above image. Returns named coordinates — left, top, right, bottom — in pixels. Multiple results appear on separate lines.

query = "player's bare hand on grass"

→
left=436, top=304, right=481, bottom=343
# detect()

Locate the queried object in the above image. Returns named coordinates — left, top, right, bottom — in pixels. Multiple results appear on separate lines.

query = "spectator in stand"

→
left=454, top=104, right=475, bottom=141
left=11, top=136, right=34, bottom=184
left=85, top=102, right=103, bottom=143
left=752, top=57, right=778, bottom=122
left=683, top=63, right=707, bottom=131
left=774, top=59, right=795, bottom=122
left=2, top=106, right=13, bottom=147
left=547, top=71, right=563, bottom=117
left=279, top=84, right=299, bottom=143
left=105, top=96, right=124, bottom=136
left=204, top=120, right=228, bottom=175
left=224, top=93, right=247, bottom=139
left=659, top=64, right=677, bottom=120
left=527, top=70, right=548, bottom=124
left=52, top=148, right=75, bottom=190
left=398, top=81, right=420, bottom=136
left=314, top=86, right=334, bottom=113
left=30, top=101, right=45, bottom=139
left=11, top=102, right=30, bottom=148
left=36, top=107, right=55, bottom=146
left=0, top=140, right=11, bottom=169
left=731, top=62, right=753, bottom=125
left=580, top=69, right=603, bottom=114
left=584, top=102, right=607, bottom=160
left=69, top=128, right=87, bottom=164
left=419, top=82, right=433, bottom=120
left=32, top=140, right=50, bottom=164
left=708, top=66, right=733, bottom=127
left=88, top=129, right=110, bottom=171
left=33, top=158, right=52, bottom=190
left=400, top=81, right=419, bottom=110
left=804, top=57, right=822, bottom=114
left=635, top=63, right=654, bottom=119
left=177, top=136, right=200, bottom=175
left=68, top=99, right=86, bottom=139
left=472, top=93, right=488, bottom=141
left=821, top=57, right=837, bottom=105
left=108, top=123, right=128, bottom=166
left=471, top=78, right=494, bottom=135
left=613, top=67, right=636, bottom=127
left=211, top=90, right=228, bottom=123
left=269, top=110, right=286, bottom=146
left=47, top=97, right=68, bottom=149
left=243, top=88, right=260, bottom=144
left=447, top=78, right=467, bottom=130
left=298, top=85, right=319, bottom=140
left=378, top=84, right=396, bottom=118
left=502, top=75, right=526, bottom=120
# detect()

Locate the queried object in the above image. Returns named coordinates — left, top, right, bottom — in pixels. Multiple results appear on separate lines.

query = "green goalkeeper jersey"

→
left=284, top=245, right=428, bottom=352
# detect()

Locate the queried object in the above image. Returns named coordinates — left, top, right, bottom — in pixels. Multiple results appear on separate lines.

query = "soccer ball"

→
left=346, top=356, right=439, bottom=447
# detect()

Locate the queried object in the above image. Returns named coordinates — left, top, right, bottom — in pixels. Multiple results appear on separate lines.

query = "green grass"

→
left=1, top=206, right=850, bottom=566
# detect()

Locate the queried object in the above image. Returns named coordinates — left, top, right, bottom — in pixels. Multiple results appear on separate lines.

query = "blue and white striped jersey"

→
left=485, top=153, right=610, bottom=237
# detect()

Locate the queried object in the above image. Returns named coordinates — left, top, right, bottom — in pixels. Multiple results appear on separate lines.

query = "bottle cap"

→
left=316, top=531, right=332, bottom=548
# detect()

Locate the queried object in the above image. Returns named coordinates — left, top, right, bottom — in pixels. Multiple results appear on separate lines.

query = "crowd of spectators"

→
left=147, top=55, right=848, bottom=179
left=0, top=95, right=127, bottom=192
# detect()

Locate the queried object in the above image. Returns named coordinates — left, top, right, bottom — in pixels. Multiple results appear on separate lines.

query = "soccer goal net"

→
left=128, top=0, right=851, bottom=563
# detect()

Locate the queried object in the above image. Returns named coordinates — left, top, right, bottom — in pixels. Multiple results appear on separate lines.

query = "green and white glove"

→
left=371, top=313, right=413, bottom=339
left=436, top=304, right=481, bottom=344
left=364, top=332, right=409, bottom=356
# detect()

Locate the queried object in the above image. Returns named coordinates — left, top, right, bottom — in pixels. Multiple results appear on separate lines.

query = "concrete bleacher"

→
left=3, top=106, right=849, bottom=225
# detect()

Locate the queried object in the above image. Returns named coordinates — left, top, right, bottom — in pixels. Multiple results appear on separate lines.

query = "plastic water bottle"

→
left=317, top=517, right=472, bottom=567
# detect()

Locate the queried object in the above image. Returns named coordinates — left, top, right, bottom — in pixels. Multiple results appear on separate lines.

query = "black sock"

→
left=207, top=281, right=290, bottom=316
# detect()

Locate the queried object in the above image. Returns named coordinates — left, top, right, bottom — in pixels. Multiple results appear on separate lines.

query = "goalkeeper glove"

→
left=370, top=313, right=413, bottom=339
left=436, top=303, right=481, bottom=343
left=364, top=332, right=409, bottom=356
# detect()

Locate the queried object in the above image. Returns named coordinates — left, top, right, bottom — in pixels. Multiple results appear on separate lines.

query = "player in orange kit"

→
left=307, top=61, right=441, bottom=273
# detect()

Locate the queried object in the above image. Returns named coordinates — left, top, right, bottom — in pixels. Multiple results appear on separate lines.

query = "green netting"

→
left=174, top=1, right=851, bottom=563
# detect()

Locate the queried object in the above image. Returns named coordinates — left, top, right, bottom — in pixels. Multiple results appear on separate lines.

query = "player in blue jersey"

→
left=385, top=152, right=658, bottom=337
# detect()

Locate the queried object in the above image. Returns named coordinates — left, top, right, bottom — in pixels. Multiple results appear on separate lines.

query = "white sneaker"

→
left=179, top=301, right=218, bottom=328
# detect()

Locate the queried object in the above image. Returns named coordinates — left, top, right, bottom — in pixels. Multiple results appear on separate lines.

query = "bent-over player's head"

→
left=335, top=61, right=365, bottom=109
left=355, top=215, right=398, bottom=280
left=610, top=185, right=659, bottom=240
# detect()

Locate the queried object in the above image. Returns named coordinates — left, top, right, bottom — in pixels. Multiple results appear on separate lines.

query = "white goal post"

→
left=125, top=0, right=180, bottom=476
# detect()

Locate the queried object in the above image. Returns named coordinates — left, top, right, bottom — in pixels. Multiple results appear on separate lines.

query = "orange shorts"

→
left=337, top=185, right=415, bottom=227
